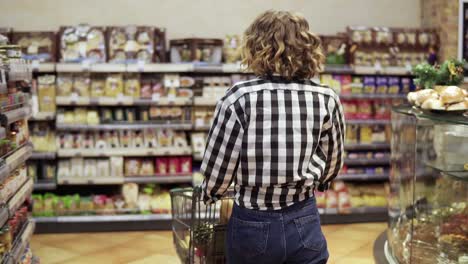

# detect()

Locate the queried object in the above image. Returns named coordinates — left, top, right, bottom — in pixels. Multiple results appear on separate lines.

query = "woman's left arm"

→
left=201, top=99, right=244, bottom=204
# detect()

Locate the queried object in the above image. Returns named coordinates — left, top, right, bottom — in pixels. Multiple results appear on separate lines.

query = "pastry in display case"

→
left=386, top=106, right=467, bottom=264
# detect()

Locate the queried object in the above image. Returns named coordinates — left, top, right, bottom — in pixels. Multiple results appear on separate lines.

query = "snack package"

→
left=356, top=100, right=373, bottom=119
left=125, top=108, right=136, bottom=123
left=37, top=75, right=56, bottom=112
left=168, top=158, right=180, bottom=174
left=120, top=130, right=131, bottom=148
left=155, top=158, right=169, bottom=175
left=363, top=77, right=376, bottom=94
left=191, top=133, right=206, bottom=154
left=59, top=24, right=106, bottom=63
left=340, top=75, right=352, bottom=94
left=100, top=108, right=113, bottom=123
left=140, top=159, right=155, bottom=175
left=387, top=77, right=401, bottom=94
left=97, top=159, right=110, bottom=177
left=11, top=31, right=57, bottom=62
left=345, top=124, right=359, bottom=144
left=315, top=192, right=326, bottom=209
left=134, top=131, right=144, bottom=148
left=360, top=125, right=373, bottom=143
left=91, top=77, right=106, bottom=97
left=87, top=110, right=100, bottom=125
left=179, top=157, right=192, bottom=173
left=122, top=183, right=139, bottom=208
left=125, top=158, right=141, bottom=176
left=350, top=77, right=363, bottom=94
left=325, top=191, right=338, bottom=209
left=144, top=129, right=158, bottom=148
left=83, top=159, right=97, bottom=178
left=140, top=78, right=153, bottom=98
left=174, top=132, right=188, bottom=147
left=371, top=125, right=386, bottom=143
left=73, top=74, right=91, bottom=97
left=110, top=157, right=124, bottom=178
left=376, top=77, right=388, bottom=94
left=342, top=100, right=357, bottom=120
left=70, top=158, right=84, bottom=178
left=105, top=74, right=124, bottom=97
left=157, top=129, right=173, bottom=147
left=124, top=74, right=141, bottom=98
left=56, top=74, right=74, bottom=96
left=74, top=108, right=88, bottom=124
left=107, top=26, right=155, bottom=63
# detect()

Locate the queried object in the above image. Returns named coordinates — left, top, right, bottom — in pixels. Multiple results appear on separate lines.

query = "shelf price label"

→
left=167, top=94, right=176, bottom=104
left=374, top=62, right=383, bottom=73
left=31, top=60, right=40, bottom=71
left=137, top=60, right=145, bottom=72
left=116, top=93, right=125, bottom=104
left=81, top=60, right=91, bottom=71
left=151, top=93, right=160, bottom=103
left=70, top=93, right=79, bottom=104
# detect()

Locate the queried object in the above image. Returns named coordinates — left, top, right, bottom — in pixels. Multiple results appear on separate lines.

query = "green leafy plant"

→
left=435, top=59, right=465, bottom=86
left=413, top=59, right=465, bottom=89
left=413, top=62, right=437, bottom=89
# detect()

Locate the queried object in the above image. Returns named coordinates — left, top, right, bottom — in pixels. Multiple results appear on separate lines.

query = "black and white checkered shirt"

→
left=201, top=76, right=345, bottom=210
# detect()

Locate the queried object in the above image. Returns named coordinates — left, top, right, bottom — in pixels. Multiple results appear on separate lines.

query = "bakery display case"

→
left=386, top=106, right=467, bottom=264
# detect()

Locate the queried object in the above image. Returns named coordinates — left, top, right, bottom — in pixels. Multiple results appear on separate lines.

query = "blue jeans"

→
left=226, top=197, right=328, bottom=264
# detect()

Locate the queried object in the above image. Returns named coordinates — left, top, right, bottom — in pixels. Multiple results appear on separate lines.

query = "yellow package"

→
left=91, top=77, right=106, bottom=97
left=124, top=74, right=141, bottom=98
left=105, top=74, right=124, bottom=97
left=37, top=75, right=56, bottom=112
left=74, top=108, right=88, bottom=124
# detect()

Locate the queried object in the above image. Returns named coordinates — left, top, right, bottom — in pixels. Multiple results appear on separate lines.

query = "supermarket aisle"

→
left=31, top=223, right=385, bottom=264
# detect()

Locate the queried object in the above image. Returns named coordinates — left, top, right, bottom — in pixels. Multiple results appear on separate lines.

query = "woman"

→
left=201, top=10, right=345, bottom=264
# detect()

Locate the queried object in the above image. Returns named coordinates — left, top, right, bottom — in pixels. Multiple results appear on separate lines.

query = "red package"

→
left=340, top=75, right=352, bottom=94
left=356, top=100, right=373, bottom=119
left=333, top=181, right=347, bottom=193
left=374, top=99, right=387, bottom=119
left=338, top=191, right=352, bottom=214
left=326, top=191, right=338, bottom=209
left=342, top=100, right=357, bottom=119
left=168, top=157, right=180, bottom=174
left=179, top=156, right=192, bottom=174
left=155, top=158, right=169, bottom=175
left=315, top=192, right=326, bottom=209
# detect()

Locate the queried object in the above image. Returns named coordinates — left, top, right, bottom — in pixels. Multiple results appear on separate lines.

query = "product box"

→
left=11, top=31, right=57, bottom=62
left=107, top=26, right=155, bottom=63
left=170, top=38, right=223, bottom=63
left=387, top=77, right=401, bottom=94
left=59, top=24, right=106, bottom=63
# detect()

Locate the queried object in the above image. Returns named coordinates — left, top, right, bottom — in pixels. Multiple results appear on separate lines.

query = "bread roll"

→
left=440, top=86, right=465, bottom=104
left=421, top=97, right=445, bottom=110
left=407, top=92, right=418, bottom=104
left=415, top=89, right=437, bottom=106
left=446, top=99, right=468, bottom=111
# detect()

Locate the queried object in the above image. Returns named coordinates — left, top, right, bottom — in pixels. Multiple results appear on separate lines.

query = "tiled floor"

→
left=31, top=222, right=385, bottom=264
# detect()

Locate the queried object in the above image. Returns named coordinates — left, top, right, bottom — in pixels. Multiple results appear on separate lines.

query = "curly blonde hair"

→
left=241, top=10, right=325, bottom=80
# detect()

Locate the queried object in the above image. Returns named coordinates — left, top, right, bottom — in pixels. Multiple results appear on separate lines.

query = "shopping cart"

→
left=170, top=186, right=234, bottom=264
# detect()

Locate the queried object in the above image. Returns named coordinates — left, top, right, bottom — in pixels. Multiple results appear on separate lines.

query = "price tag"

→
left=81, top=60, right=90, bottom=71
left=70, top=92, right=79, bottom=104
left=374, top=62, right=383, bottom=73
left=147, top=150, right=155, bottom=155
left=151, top=93, right=160, bottom=103
left=195, top=119, right=205, bottom=128
left=117, top=93, right=125, bottom=104
left=167, top=93, right=176, bottom=103
left=405, top=62, right=412, bottom=73
left=137, top=60, right=145, bottom=72
left=163, top=150, right=170, bottom=155
left=31, top=60, right=40, bottom=71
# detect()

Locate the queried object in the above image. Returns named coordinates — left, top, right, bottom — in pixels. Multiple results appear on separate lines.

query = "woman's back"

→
left=201, top=77, right=344, bottom=210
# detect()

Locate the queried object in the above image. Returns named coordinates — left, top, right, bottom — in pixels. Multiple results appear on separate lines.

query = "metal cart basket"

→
left=170, top=186, right=234, bottom=264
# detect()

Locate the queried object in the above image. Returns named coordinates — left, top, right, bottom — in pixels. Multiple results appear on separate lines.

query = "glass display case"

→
left=387, top=106, right=467, bottom=264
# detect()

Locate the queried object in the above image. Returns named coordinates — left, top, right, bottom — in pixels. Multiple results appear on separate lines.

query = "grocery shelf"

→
left=353, top=65, right=412, bottom=75
left=57, top=146, right=192, bottom=157
left=30, top=152, right=56, bottom=160
left=193, top=97, right=219, bottom=106
left=324, top=65, right=354, bottom=74
left=57, top=177, right=124, bottom=185
left=124, top=175, right=193, bottom=184
left=344, top=157, right=390, bottom=166
left=91, top=63, right=126, bottom=72
left=31, top=62, right=55, bottom=72
left=34, top=214, right=172, bottom=233
left=126, top=63, right=194, bottom=72
left=0, top=127, right=5, bottom=139
left=2, top=220, right=35, bottom=264
left=346, top=119, right=391, bottom=125
left=0, top=106, right=31, bottom=125
left=5, top=144, right=33, bottom=173
left=29, top=112, right=55, bottom=121
left=56, top=96, right=94, bottom=105
left=344, top=143, right=390, bottom=151
left=336, top=173, right=389, bottom=181
left=55, top=122, right=193, bottom=131
left=339, top=94, right=406, bottom=100
left=7, top=178, right=34, bottom=215
left=133, top=97, right=192, bottom=106
left=33, top=182, right=57, bottom=191
left=0, top=205, right=8, bottom=228
left=320, top=207, right=387, bottom=224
